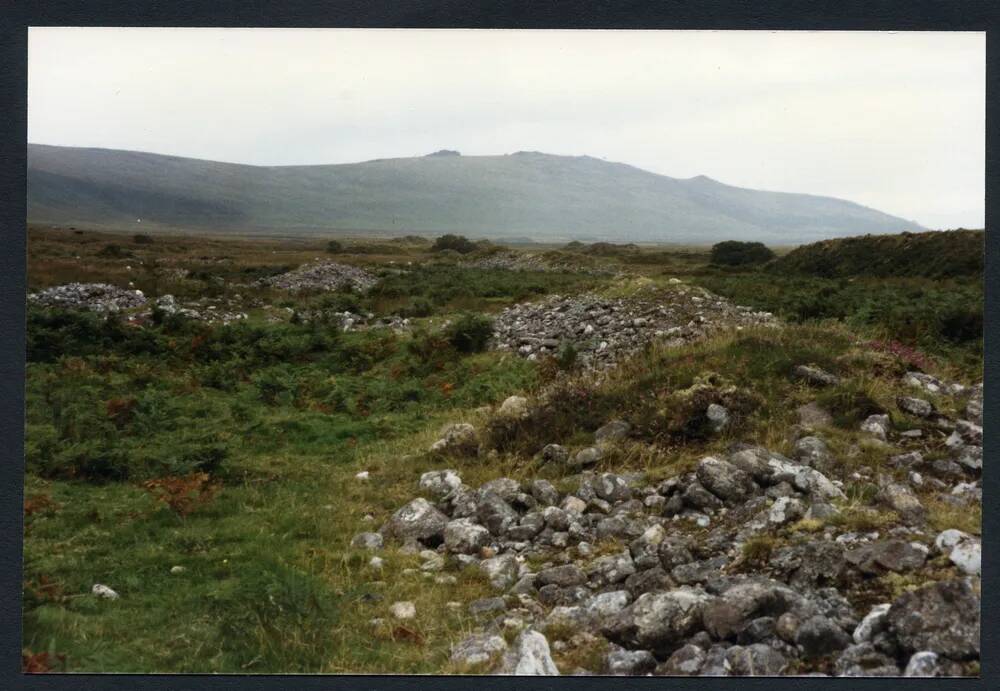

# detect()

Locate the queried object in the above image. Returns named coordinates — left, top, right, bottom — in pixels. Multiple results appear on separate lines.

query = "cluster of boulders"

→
left=28, top=283, right=147, bottom=313
left=289, top=308, right=411, bottom=333
left=254, top=261, right=378, bottom=292
left=132, top=293, right=249, bottom=325
left=354, top=363, right=981, bottom=676
left=492, top=288, right=776, bottom=368
left=460, top=250, right=616, bottom=276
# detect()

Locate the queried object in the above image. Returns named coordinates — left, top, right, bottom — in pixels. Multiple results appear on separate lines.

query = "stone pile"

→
left=28, top=283, right=147, bottom=313
left=357, top=367, right=981, bottom=676
left=461, top=250, right=616, bottom=276
left=492, top=288, right=776, bottom=368
left=254, top=261, right=378, bottom=292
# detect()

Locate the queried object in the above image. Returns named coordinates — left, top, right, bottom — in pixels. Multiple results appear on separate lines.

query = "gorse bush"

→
left=709, top=241, right=775, bottom=267
left=326, top=240, right=344, bottom=254
left=445, top=313, right=494, bottom=353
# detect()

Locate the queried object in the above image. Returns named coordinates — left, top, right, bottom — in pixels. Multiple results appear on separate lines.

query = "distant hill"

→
left=768, top=229, right=984, bottom=278
left=27, top=144, right=924, bottom=243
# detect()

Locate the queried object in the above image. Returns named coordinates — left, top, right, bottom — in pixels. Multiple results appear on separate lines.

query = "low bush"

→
left=709, top=240, right=775, bottom=267
left=431, top=234, right=477, bottom=254
left=445, top=313, right=494, bottom=353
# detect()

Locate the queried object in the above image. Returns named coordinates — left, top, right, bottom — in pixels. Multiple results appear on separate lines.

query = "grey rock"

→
left=451, top=633, right=508, bottom=668
left=903, top=651, right=941, bottom=677
left=536, top=564, right=587, bottom=588
left=350, top=531, right=384, bottom=550
left=605, top=646, right=656, bottom=675
left=469, top=596, right=507, bottom=617
left=887, top=579, right=980, bottom=659
left=834, top=643, right=900, bottom=677
left=796, top=614, right=851, bottom=658
left=658, top=643, right=705, bottom=675
left=706, top=404, right=730, bottom=432
left=587, top=549, right=636, bottom=587
left=878, top=482, right=925, bottom=521
left=383, top=497, right=449, bottom=544
left=495, top=630, right=559, bottom=675
left=572, top=446, right=603, bottom=470
left=845, top=539, right=928, bottom=574
left=602, top=587, right=711, bottom=656
left=725, top=643, right=788, bottom=675
left=797, top=402, right=833, bottom=428
left=696, top=456, right=757, bottom=504
left=444, top=518, right=491, bottom=554
left=702, top=579, right=804, bottom=640
left=539, top=444, right=569, bottom=466
left=853, top=603, right=892, bottom=644
left=530, top=479, right=561, bottom=505
left=477, top=491, right=520, bottom=536
left=793, top=365, right=841, bottom=387
left=793, top=436, right=833, bottom=471
left=860, top=414, right=891, bottom=441
left=897, top=396, right=935, bottom=418
left=418, top=469, right=462, bottom=499
left=683, top=480, right=724, bottom=510
left=480, top=554, right=519, bottom=590
left=429, top=423, right=479, bottom=456
left=595, top=420, right=631, bottom=444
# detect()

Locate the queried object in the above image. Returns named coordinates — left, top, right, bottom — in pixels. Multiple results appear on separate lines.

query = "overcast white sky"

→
left=28, top=28, right=984, bottom=229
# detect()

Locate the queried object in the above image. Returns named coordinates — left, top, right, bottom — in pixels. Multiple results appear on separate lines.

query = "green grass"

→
left=22, top=229, right=983, bottom=673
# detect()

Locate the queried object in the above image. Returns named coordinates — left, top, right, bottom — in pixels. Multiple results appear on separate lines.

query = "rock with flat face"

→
left=382, top=497, right=449, bottom=544
left=451, top=633, right=508, bottom=669
left=480, top=554, right=519, bottom=590
left=725, top=643, right=788, bottom=676
left=419, top=469, right=462, bottom=499
left=595, top=419, right=631, bottom=444
left=587, top=549, right=637, bottom=587
left=793, top=436, right=833, bottom=471
left=845, top=540, right=928, bottom=575
left=796, top=614, right=851, bottom=658
left=601, top=588, right=712, bottom=656
left=477, top=491, right=520, bottom=536
left=797, top=402, right=833, bottom=428
left=706, top=404, right=730, bottom=432
left=887, top=579, right=980, bottom=660
left=572, top=446, right=604, bottom=470
left=853, top=603, right=892, bottom=644
left=793, top=365, right=841, bottom=387
left=350, top=531, right=384, bottom=550
left=605, top=646, right=656, bottom=675
left=536, top=564, right=587, bottom=588
left=444, top=518, right=491, bottom=554
left=696, top=456, right=757, bottom=504
left=702, top=578, right=804, bottom=640
left=860, top=414, right=891, bottom=441
left=878, top=482, right=925, bottom=522
left=897, top=396, right=935, bottom=418
left=658, top=643, right=705, bottom=676
left=498, top=395, right=530, bottom=419
left=430, top=423, right=479, bottom=456
left=495, top=630, right=560, bottom=675
left=834, top=643, right=900, bottom=677
left=538, top=444, right=569, bottom=466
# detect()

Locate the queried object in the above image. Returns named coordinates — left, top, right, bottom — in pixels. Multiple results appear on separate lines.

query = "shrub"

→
left=97, top=243, right=132, bottom=258
left=445, top=313, right=494, bottom=353
left=431, top=234, right=477, bottom=254
left=325, top=240, right=344, bottom=254
left=133, top=233, right=154, bottom=244
left=710, top=241, right=775, bottom=267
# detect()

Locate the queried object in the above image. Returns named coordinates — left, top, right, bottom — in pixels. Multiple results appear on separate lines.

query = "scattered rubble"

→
left=493, top=287, right=776, bottom=368
left=255, top=261, right=378, bottom=292
left=29, top=283, right=147, bottom=313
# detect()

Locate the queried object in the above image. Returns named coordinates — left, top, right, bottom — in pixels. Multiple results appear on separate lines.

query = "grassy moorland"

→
left=22, top=227, right=982, bottom=672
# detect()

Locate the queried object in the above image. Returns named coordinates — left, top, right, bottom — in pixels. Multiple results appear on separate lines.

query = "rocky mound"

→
left=28, top=283, right=147, bottom=313
left=254, top=261, right=378, bottom=292
left=493, top=286, right=776, bottom=368
left=357, top=369, right=982, bottom=676
left=461, top=250, right=616, bottom=276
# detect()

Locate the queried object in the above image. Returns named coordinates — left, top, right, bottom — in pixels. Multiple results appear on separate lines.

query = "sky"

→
left=28, top=28, right=985, bottom=229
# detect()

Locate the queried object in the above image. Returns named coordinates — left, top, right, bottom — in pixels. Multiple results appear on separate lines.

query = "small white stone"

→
left=355, top=471, right=370, bottom=481
left=92, top=583, right=119, bottom=600
left=169, top=566, right=186, bottom=575
left=390, top=601, right=416, bottom=620
left=369, top=556, right=384, bottom=571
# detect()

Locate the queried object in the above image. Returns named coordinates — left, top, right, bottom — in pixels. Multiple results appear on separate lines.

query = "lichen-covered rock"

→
left=451, top=633, right=508, bottom=668
left=480, top=554, right=519, bottom=590
left=595, top=419, right=631, bottom=444
left=350, top=531, right=384, bottom=550
left=419, top=469, right=462, bottom=499
left=725, top=643, right=788, bottom=675
left=897, top=396, right=935, bottom=418
left=702, top=579, right=803, bottom=640
left=845, top=540, right=928, bottom=575
left=860, top=414, right=891, bottom=441
left=796, top=614, right=851, bottom=658
left=498, top=395, right=530, bottom=419
left=444, top=518, right=491, bottom=554
left=495, top=630, right=560, bottom=675
left=887, top=579, right=980, bottom=660
left=696, top=456, right=757, bottom=504
left=602, top=588, right=711, bottom=656
left=605, top=645, right=656, bottom=675
left=539, top=444, right=569, bottom=466
left=382, top=497, right=449, bottom=544
left=792, top=364, right=840, bottom=386
left=429, top=423, right=479, bottom=456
